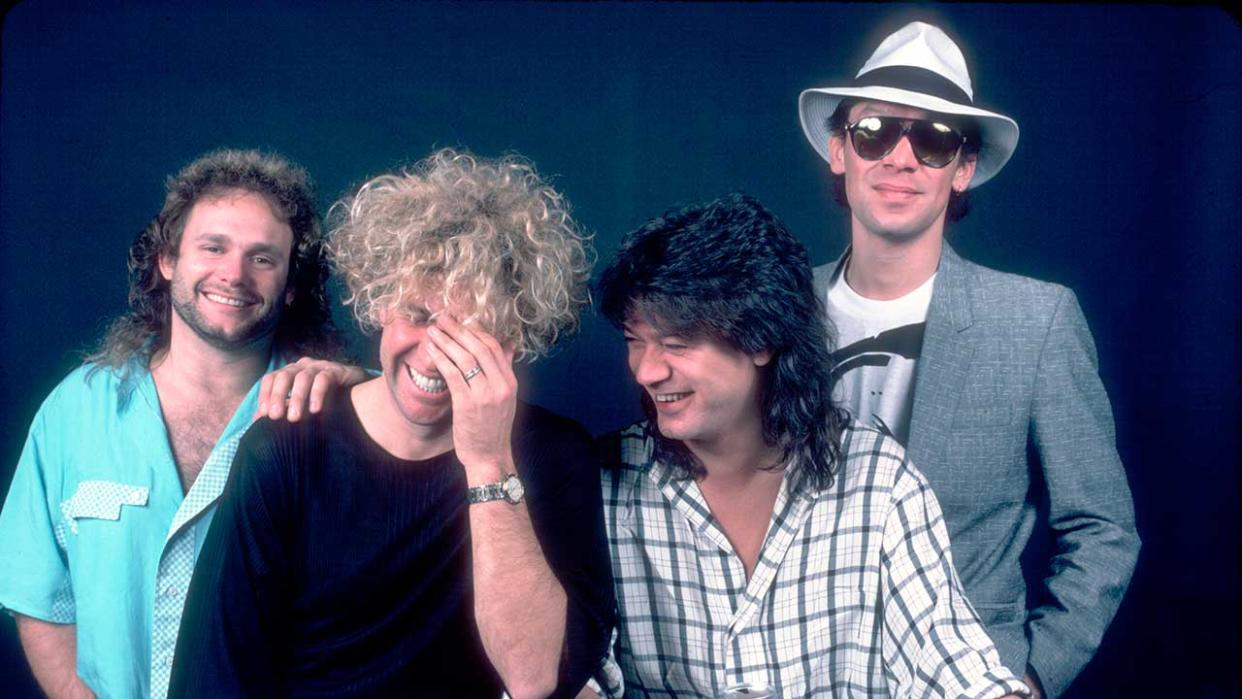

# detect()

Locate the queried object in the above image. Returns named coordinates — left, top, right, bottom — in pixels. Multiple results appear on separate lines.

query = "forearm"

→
left=1027, top=288, right=1140, bottom=697
left=469, top=494, right=568, bottom=699
left=882, top=469, right=1030, bottom=698
left=15, top=615, right=96, bottom=699
left=1026, top=455, right=1138, bottom=696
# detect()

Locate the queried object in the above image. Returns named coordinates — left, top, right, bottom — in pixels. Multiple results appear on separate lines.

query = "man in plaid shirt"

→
left=588, top=193, right=1028, bottom=698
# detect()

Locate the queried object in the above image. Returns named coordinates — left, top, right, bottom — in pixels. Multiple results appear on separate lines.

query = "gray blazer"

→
left=814, top=244, right=1139, bottom=698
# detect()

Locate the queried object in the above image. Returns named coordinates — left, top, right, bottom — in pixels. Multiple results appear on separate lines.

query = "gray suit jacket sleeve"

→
left=1025, top=287, right=1140, bottom=697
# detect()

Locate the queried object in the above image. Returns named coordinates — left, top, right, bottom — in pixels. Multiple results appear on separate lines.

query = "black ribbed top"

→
left=169, top=391, right=613, bottom=698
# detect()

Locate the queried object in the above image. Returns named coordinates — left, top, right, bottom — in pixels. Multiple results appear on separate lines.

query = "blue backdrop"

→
left=2, top=3, right=1238, bottom=697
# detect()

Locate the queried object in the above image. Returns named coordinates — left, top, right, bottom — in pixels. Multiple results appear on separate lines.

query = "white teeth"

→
left=655, top=392, right=691, bottom=403
left=407, top=365, right=448, bottom=394
left=204, top=292, right=247, bottom=307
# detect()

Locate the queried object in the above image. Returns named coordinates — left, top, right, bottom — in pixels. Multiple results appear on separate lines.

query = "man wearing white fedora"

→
left=799, top=21, right=1139, bottom=699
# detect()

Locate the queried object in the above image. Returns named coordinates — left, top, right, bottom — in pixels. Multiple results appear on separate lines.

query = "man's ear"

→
left=953, top=153, right=978, bottom=192
left=753, top=350, right=773, bottom=367
left=158, top=252, right=175, bottom=282
left=827, top=133, right=848, bottom=176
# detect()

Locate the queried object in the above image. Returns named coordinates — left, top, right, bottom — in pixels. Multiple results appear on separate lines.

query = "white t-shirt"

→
left=825, top=268, right=935, bottom=446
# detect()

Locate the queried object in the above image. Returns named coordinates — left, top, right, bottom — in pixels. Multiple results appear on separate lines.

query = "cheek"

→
left=382, top=324, right=429, bottom=361
left=161, top=252, right=195, bottom=282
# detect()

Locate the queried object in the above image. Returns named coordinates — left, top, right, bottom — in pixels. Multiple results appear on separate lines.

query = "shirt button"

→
left=165, top=655, right=174, bottom=667
left=164, top=586, right=178, bottom=597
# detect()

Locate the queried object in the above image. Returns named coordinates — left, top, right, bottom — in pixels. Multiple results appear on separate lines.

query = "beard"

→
left=167, top=272, right=285, bottom=352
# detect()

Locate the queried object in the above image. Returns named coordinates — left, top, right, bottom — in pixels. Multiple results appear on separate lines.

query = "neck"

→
left=150, top=328, right=273, bottom=399
left=687, top=423, right=781, bottom=490
left=693, top=428, right=786, bottom=571
left=846, top=222, right=944, bottom=300
left=350, top=379, right=454, bottom=461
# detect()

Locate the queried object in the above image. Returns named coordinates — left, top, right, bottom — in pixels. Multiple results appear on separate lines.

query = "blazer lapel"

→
left=907, top=243, right=976, bottom=473
left=813, top=249, right=848, bottom=308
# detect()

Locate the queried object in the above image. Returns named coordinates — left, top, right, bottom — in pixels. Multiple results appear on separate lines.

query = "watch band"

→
left=467, top=473, right=524, bottom=505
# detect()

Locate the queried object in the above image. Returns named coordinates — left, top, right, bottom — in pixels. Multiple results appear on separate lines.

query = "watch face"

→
left=502, top=474, right=525, bottom=503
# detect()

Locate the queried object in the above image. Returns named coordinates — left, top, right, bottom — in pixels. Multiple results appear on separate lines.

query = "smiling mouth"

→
left=203, top=291, right=253, bottom=308
left=407, top=364, right=448, bottom=394
left=875, top=185, right=918, bottom=195
left=654, top=392, right=691, bottom=403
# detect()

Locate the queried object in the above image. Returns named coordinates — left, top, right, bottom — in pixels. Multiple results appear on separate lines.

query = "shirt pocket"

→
left=58, top=480, right=150, bottom=541
left=971, top=598, right=1027, bottom=628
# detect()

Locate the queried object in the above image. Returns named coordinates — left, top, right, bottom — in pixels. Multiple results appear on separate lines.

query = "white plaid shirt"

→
left=597, top=422, right=1029, bottom=698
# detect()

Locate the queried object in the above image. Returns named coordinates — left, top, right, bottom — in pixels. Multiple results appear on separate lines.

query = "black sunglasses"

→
left=845, top=115, right=966, bottom=168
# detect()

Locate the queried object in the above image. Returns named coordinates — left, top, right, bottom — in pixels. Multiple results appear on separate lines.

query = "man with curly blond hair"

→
left=169, top=149, right=614, bottom=699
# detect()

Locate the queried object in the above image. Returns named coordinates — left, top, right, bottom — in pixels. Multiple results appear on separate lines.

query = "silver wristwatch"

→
left=467, top=473, right=525, bottom=505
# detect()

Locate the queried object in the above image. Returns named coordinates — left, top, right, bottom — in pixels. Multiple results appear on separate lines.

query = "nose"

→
left=217, top=252, right=248, bottom=286
left=412, top=337, right=436, bottom=367
left=883, top=134, right=920, bottom=170
left=630, top=344, right=671, bottom=387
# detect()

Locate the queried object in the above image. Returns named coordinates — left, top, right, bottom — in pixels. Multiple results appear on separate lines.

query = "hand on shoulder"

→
left=255, top=357, right=369, bottom=423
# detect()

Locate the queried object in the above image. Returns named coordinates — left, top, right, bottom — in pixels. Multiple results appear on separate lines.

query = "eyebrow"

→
left=621, top=323, right=649, bottom=337
left=621, top=324, right=689, bottom=342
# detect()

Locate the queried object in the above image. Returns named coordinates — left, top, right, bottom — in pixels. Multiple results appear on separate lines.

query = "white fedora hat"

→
left=799, top=21, right=1019, bottom=188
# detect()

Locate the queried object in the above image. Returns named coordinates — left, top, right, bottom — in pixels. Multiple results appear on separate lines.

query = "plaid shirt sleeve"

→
left=590, top=627, right=624, bottom=698
left=879, top=461, right=1032, bottom=699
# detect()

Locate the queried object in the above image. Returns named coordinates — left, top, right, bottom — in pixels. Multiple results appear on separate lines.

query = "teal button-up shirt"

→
left=0, top=357, right=276, bottom=698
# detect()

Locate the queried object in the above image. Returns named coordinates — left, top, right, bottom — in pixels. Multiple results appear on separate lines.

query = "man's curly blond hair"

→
left=328, top=148, right=592, bottom=361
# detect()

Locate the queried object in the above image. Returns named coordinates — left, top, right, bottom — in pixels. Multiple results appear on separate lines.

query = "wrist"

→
left=461, top=457, right=515, bottom=488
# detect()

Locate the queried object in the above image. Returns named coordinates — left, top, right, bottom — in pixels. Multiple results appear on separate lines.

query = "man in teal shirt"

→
left=0, top=149, right=360, bottom=698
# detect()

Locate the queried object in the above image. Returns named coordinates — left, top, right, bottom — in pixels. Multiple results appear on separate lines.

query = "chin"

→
left=655, top=416, right=697, bottom=443
left=399, top=405, right=452, bottom=428
left=867, top=217, right=937, bottom=242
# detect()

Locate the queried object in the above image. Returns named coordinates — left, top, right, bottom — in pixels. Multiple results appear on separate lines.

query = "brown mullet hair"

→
left=86, top=149, right=346, bottom=374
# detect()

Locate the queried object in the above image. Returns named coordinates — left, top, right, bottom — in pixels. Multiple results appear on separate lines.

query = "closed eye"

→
left=403, top=307, right=432, bottom=325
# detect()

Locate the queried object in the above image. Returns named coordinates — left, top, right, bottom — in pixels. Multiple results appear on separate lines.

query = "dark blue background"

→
left=2, top=3, right=1238, bottom=696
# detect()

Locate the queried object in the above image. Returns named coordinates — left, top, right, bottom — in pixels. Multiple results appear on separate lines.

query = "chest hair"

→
left=162, top=398, right=239, bottom=494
